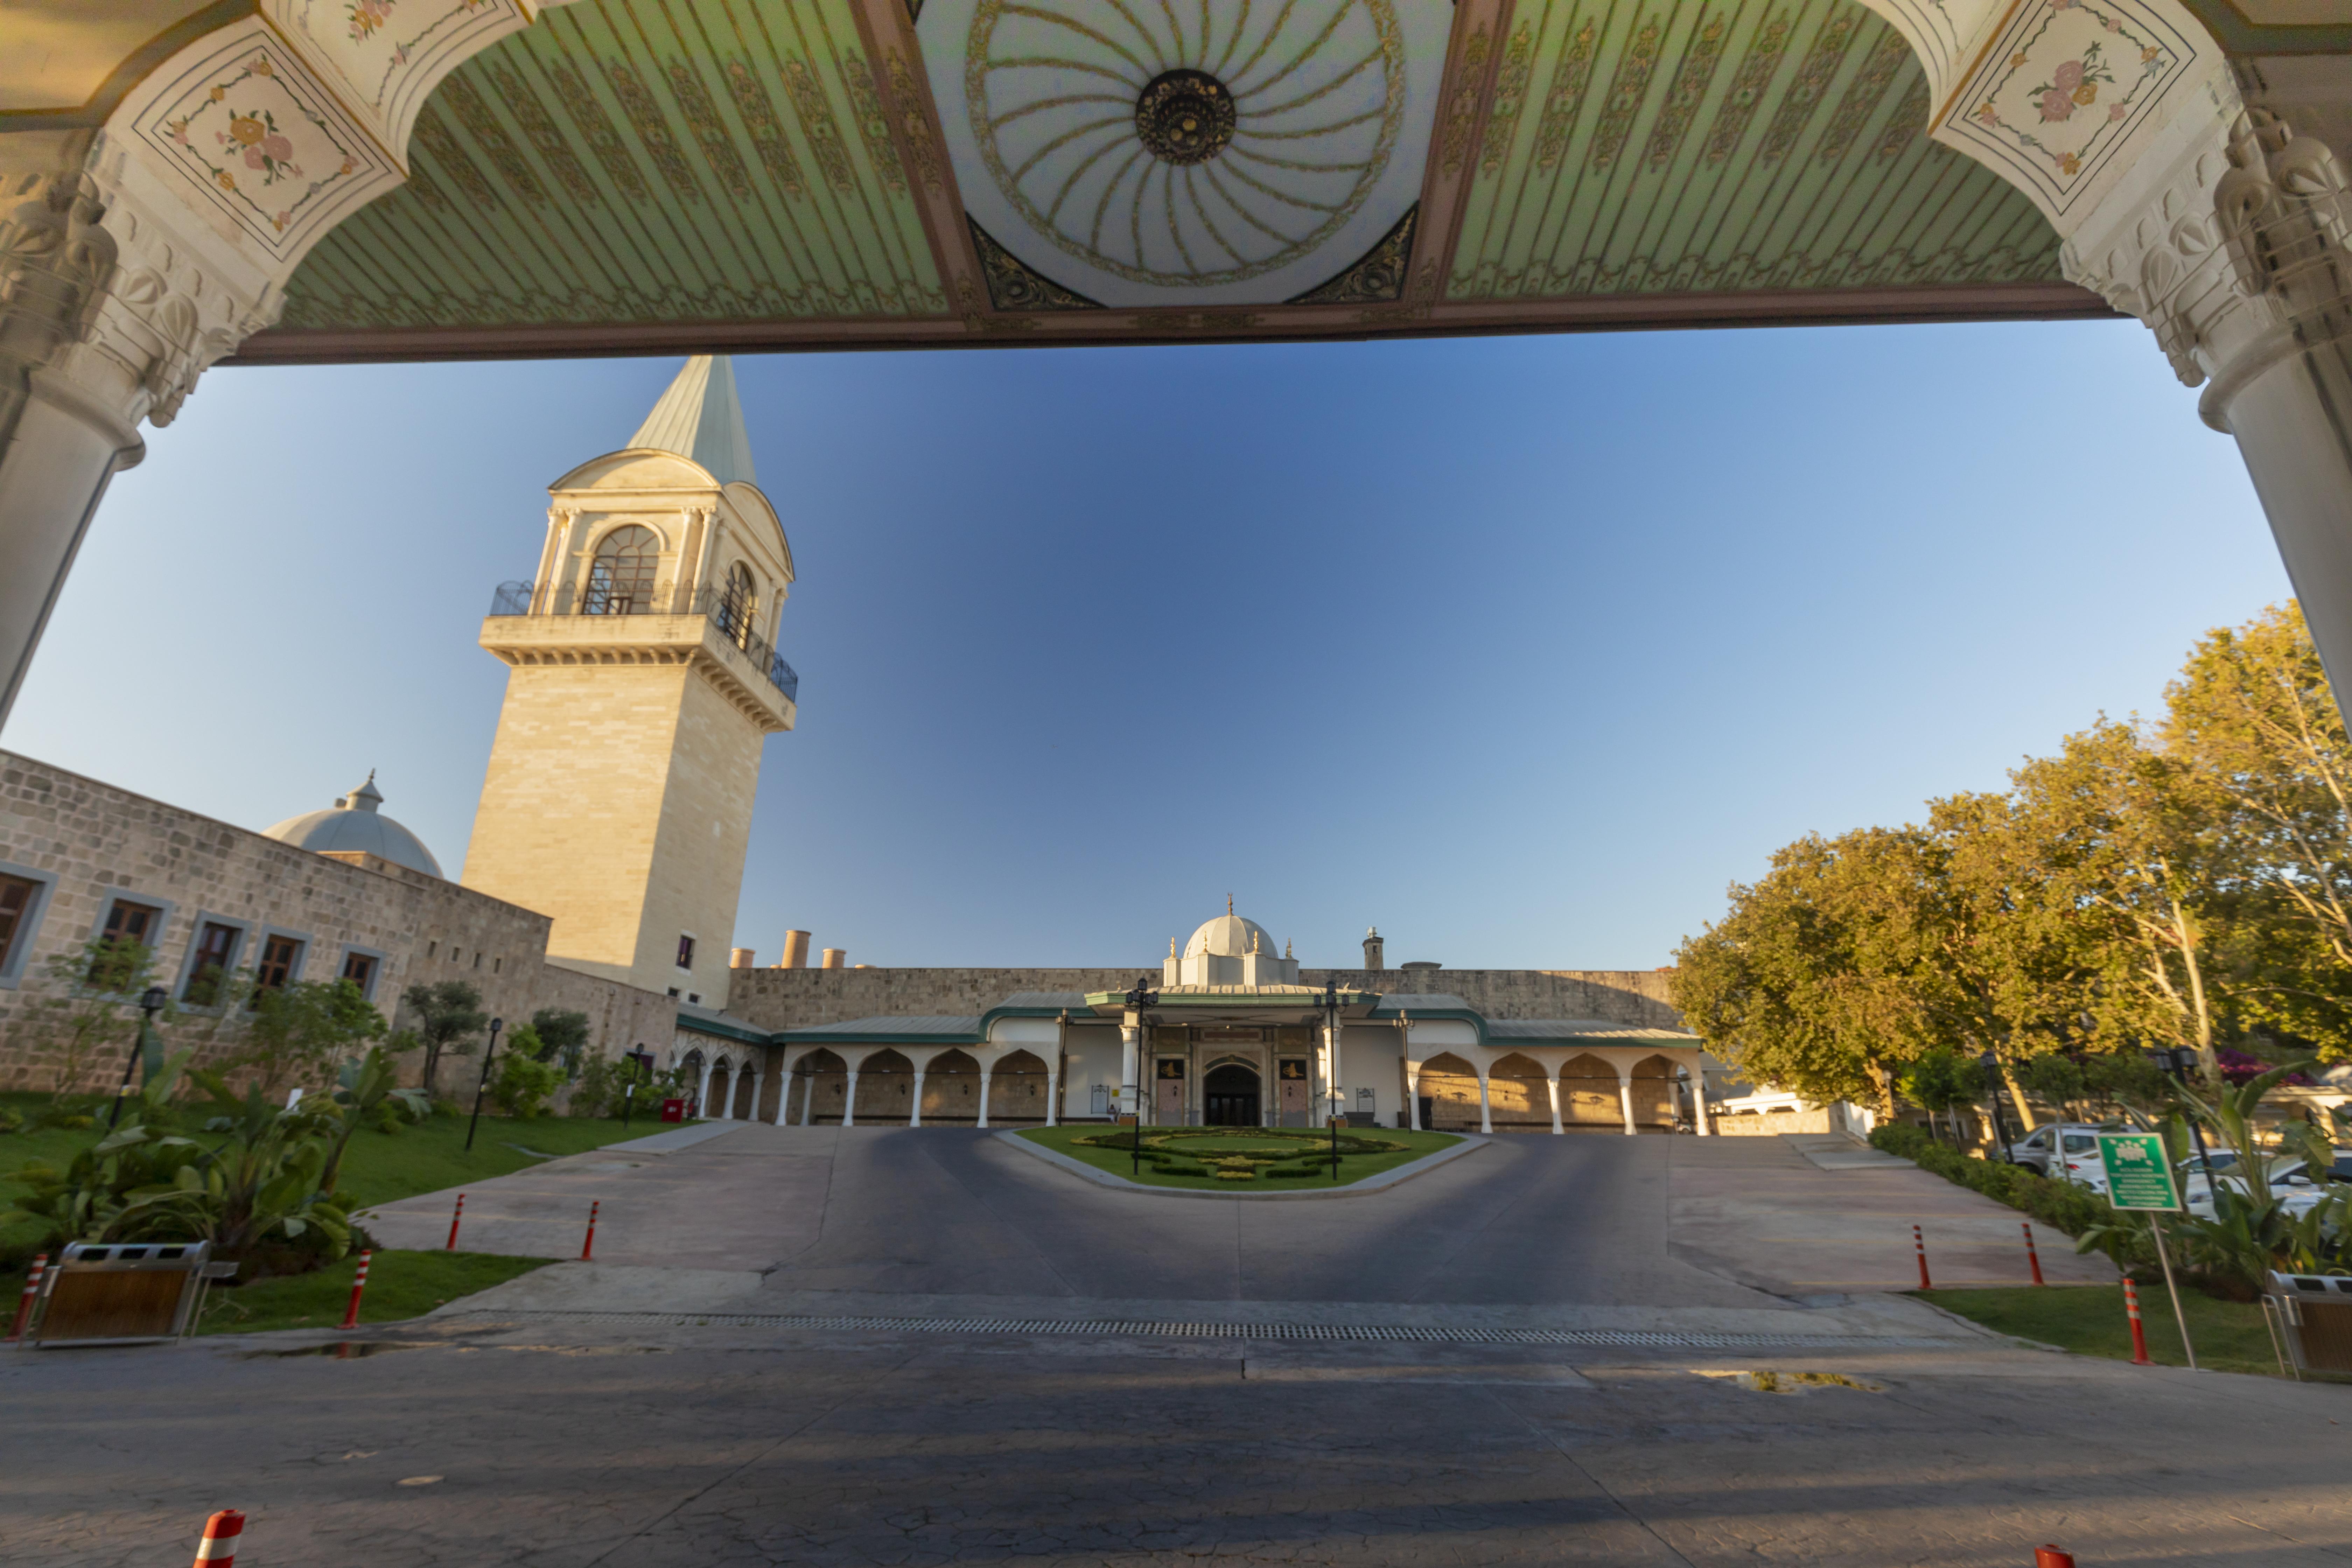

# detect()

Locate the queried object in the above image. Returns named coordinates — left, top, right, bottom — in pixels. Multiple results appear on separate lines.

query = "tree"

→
left=233, top=979, right=384, bottom=1099
left=528, top=1008, right=592, bottom=1069
left=30, top=937, right=170, bottom=1095
left=400, top=981, right=488, bottom=1097
left=2163, top=602, right=2352, bottom=1058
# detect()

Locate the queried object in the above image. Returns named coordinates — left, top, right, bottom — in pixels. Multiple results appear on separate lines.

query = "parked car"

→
left=2006, top=1124, right=2114, bottom=1178
left=2180, top=1152, right=2337, bottom=1219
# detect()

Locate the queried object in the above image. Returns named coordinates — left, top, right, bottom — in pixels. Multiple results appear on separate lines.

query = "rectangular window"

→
left=183, top=922, right=241, bottom=1006
left=254, top=933, right=303, bottom=993
left=676, top=934, right=695, bottom=969
left=0, top=874, right=34, bottom=977
left=90, top=898, right=164, bottom=985
left=341, top=950, right=378, bottom=995
left=472, top=951, right=482, bottom=969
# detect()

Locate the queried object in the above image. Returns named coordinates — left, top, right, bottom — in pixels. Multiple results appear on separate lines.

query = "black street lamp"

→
left=621, top=1045, right=655, bottom=1128
left=1321, top=978, right=1343, bottom=1180
left=1122, top=977, right=1157, bottom=1176
left=1980, top=1047, right=2014, bottom=1161
left=464, top=1017, right=505, bottom=1152
left=2151, top=1045, right=2220, bottom=1191
left=110, top=986, right=168, bottom=1130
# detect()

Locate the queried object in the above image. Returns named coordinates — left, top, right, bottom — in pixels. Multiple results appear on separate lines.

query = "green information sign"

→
left=2097, top=1132, right=2182, bottom=1211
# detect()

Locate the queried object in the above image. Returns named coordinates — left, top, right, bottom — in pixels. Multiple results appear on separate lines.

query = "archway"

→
left=1417, top=1052, right=1480, bottom=1130
left=1630, top=1054, right=1678, bottom=1130
left=1559, top=1054, right=1620, bottom=1129
left=797, top=1049, right=847, bottom=1124
left=858, top=1049, right=915, bottom=1122
left=989, top=1050, right=1049, bottom=1124
left=923, top=1049, right=981, bottom=1123
left=1203, top=1061, right=1261, bottom=1126
left=1486, top=1052, right=1550, bottom=1133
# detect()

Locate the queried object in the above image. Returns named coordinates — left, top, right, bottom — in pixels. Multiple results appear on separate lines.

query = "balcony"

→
left=488, top=580, right=798, bottom=705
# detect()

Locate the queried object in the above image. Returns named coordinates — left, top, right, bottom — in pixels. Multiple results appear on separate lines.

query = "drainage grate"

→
left=443, top=1309, right=1959, bottom=1349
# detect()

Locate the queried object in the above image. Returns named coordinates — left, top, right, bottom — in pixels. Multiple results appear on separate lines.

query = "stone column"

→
left=909, top=1068, right=926, bottom=1127
left=976, top=1064, right=994, bottom=1129
left=2064, top=95, right=2352, bottom=695
left=1617, top=1069, right=1638, bottom=1135
left=1404, top=1061, right=1422, bottom=1130
left=1120, top=1011, right=1140, bottom=1117
left=1044, top=1069, right=1059, bottom=1127
left=1322, top=1015, right=1343, bottom=1128
left=841, top=1065, right=859, bottom=1127
left=800, top=1065, right=816, bottom=1126
left=1688, top=1064, right=1713, bottom=1135
left=772, top=1054, right=797, bottom=1125
left=694, top=1061, right=713, bottom=1118
left=1546, top=1069, right=1564, bottom=1136
left=747, top=1068, right=764, bottom=1123
left=1476, top=1066, right=1492, bottom=1135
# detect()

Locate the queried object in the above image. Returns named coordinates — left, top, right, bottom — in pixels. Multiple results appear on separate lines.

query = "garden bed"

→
left=1017, top=1125, right=1461, bottom=1191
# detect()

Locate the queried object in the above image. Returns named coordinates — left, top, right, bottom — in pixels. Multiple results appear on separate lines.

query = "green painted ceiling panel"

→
left=1449, top=0, right=2063, bottom=301
left=281, top=0, right=946, bottom=330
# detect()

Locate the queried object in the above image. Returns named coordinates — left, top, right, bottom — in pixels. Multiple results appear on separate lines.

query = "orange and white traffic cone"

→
left=446, top=1191, right=465, bottom=1251
left=2034, top=1547, right=2076, bottom=1568
left=1914, top=1225, right=1932, bottom=1290
left=192, top=1510, right=244, bottom=1568
left=581, top=1200, right=599, bottom=1261
left=2125, top=1277, right=2152, bottom=1365
left=2023, top=1223, right=2045, bottom=1287
left=8, top=1252, right=47, bottom=1342
left=339, top=1251, right=373, bottom=1330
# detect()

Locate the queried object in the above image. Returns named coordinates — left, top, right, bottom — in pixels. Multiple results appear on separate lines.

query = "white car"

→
left=2008, top=1125, right=2114, bottom=1187
left=2179, top=1152, right=2337, bottom=1220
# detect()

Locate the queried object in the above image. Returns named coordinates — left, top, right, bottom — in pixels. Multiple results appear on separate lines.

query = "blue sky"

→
left=5, top=320, right=2288, bottom=971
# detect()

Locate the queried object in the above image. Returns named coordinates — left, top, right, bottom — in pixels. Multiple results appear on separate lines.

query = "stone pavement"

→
left=7, top=1127, right=2327, bottom=1568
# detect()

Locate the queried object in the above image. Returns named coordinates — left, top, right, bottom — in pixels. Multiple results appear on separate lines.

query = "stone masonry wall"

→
left=0, top=751, right=672, bottom=1094
left=723, top=966, right=1682, bottom=1032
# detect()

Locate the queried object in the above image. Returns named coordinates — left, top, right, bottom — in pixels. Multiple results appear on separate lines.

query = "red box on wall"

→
left=660, top=1098, right=686, bottom=1123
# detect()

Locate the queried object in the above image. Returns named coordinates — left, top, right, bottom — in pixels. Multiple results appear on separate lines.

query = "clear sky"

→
left=5, top=320, right=2289, bottom=973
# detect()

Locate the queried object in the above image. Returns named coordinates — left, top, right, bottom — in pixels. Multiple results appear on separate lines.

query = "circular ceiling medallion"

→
left=965, top=0, right=1405, bottom=288
left=1134, top=70, right=1237, bottom=166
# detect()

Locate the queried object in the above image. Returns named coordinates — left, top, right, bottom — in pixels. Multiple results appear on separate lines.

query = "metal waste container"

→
left=2267, top=1270, right=2352, bottom=1375
left=28, top=1241, right=236, bottom=1347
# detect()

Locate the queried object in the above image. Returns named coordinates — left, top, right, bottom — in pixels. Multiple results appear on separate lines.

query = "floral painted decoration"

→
left=348, top=0, right=396, bottom=42
left=2030, top=43, right=2115, bottom=122
left=217, top=107, right=302, bottom=184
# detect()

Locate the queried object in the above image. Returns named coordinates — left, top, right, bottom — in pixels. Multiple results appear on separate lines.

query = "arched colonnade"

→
left=1403, top=1044, right=1709, bottom=1136
left=766, top=1041, right=1060, bottom=1128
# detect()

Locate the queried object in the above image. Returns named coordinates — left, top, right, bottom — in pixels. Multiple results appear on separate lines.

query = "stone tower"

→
left=462, top=357, right=796, bottom=1009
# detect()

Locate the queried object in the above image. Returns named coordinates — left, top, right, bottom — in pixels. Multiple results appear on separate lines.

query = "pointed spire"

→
left=629, top=356, right=755, bottom=484
left=1226, top=892, right=1234, bottom=915
left=341, top=770, right=383, bottom=813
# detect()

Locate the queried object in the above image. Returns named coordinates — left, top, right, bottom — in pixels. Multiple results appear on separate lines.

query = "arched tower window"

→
left=719, top=562, right=756, bottom=645
left=584, top=525, right=659, bottom=614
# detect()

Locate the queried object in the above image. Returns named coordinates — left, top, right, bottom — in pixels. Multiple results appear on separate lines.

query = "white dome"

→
left=1184, top=912, right=1276, bottom=959
left=264, top=773, right=444, bottom=878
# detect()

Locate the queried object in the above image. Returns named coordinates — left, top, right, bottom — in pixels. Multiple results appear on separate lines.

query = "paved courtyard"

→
left=4, top=1128, right=2342, bottom=1568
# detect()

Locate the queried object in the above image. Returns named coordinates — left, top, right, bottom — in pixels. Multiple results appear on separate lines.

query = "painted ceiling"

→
left=253, top=0, right=2096, bottom=356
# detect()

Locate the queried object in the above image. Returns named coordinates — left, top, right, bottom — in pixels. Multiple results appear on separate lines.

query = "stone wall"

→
left=723, top=965, right=1683, bottom=1032
left=0, top=751, right=671, bottom=1093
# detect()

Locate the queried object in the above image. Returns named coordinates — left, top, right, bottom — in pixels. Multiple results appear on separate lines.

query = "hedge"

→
left=1869, top=1122, right=2137, bottom=1256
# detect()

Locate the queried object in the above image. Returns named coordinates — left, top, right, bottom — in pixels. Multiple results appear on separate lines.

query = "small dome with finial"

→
left=263, top=771, right=444, bottom=877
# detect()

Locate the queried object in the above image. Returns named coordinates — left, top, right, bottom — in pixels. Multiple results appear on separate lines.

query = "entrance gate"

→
left=1203, top=1063, right=1261, bottom=1127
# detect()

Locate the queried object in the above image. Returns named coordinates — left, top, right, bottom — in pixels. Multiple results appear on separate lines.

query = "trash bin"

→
left=29, top=1241, right=236, bottom=1347
left=660, top=1097, right=686, bottom=1123
left=2267, top=1270, right=2352, bottom=1375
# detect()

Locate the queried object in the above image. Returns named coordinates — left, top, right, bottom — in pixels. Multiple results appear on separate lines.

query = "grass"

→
left=1018, top=1124, right=1462, bottom=1191
left=0, top=1090, right=688, bottom=1292
left=1917, top=1284, right=2291, bottom=1377
left=195, top=1248, right=548, bottom=1336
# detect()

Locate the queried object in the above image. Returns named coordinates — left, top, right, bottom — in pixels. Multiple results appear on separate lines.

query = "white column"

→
left=1119, top=1012, right=1140, bottom=1116
left=800, top=1065, right=816, bottom=1126
left=747, top=1069, right=764, bottom=1123
left=841, top=1066, right=859, bottom=1127
left=772, top=1054, right=796, bottom=1125
left=1405, top=1062, right=1422, bottom=1131
left=909, top=1069, right=926, bottom=1127
left=1476, top=1066, right=1492, bottom=1135
left=1688, top=1063, right=1713, bottom=1135
left=694, top=1062, right=713, bottom=1118
left=1045, top=1070, right=1059, bottom=1127
left=976, top=1065, right=993, bottom=1129
left=1546, top=1070, right=1563, bottom=1136
left=1617, top=1070, right=1637, bottom=1135
left=720, top=1065, right=740, bottom=1120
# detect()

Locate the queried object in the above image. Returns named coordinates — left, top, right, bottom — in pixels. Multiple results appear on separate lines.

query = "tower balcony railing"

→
left=488, top=580, right=799, bottom=705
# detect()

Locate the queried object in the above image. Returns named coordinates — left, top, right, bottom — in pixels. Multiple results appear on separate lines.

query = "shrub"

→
left=492, top=1051, right=563, bottom=1119
left=0, top=1106, right=22, bottom=1135
left=1871, top=1122, right=2152, bottom=1271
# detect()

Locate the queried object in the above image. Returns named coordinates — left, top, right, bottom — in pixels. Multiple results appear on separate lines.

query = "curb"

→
left=995, top=1128, right=1489, bottom=1199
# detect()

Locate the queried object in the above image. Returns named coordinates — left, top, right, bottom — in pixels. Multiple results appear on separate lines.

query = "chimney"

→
left=779, top=930, right=811, bottom=968
left=730, top=947, right=756, bottom=969
left=820, top=948, right=847, bottom=969
left=1362, top=926, right=1384, bottom=971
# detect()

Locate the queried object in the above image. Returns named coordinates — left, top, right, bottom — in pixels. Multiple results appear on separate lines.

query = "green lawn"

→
left=1019, top=1124, right=1462, bottom=1191
left=196, top=1249, right=548, bottom=1336
left=1917, top=1284, right=2291, bottom=1377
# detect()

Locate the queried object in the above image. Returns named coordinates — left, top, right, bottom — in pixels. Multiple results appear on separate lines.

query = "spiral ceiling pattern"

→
left=965, top=0, right=1405, bottom=288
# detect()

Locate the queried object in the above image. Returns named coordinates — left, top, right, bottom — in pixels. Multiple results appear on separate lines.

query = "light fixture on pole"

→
left=1121, top=976, right=1158, bottom=1176
left=110, top=986, right=169, bottom=1130
left=1320, top=978, right=1343, bottom=1180
left=465, top=1017, right=505, bottom=1152
left=2151, top=1045, right=2220, bottom=1191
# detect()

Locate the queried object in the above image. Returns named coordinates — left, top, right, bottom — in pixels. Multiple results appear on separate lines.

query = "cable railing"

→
left=487, top=580, right=799, bottom=704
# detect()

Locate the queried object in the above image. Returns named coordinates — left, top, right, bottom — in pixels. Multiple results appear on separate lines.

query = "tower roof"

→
left=629, top=355, right=754, bottom=485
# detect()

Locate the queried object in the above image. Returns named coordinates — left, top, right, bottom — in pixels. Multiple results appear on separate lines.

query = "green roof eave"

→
left=675, top=1011, right=773, bottom=1046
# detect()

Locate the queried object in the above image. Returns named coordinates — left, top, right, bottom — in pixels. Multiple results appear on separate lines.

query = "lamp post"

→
left=110, top=986, right=168, bottom=1130
left=2153, top=1045, right=2220, bottom=1191
left=621, top=1045, right=654, bottom=1128
left=464, top=1017, right=505, bottom=1152
left=1980, top=1047, right=2014, bottom=1161
left=1122, top=977, right=1157, bottom=1176
left=1321, top=978, right=1343, bottom=1180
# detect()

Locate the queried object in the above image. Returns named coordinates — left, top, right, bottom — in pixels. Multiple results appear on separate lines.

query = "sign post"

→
left=2097, top=1132, right=2196, bottom=1370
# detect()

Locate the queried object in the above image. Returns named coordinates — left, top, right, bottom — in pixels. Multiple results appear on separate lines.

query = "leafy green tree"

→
left=30, top=936, right=171, bottom=1094
left=528, top=1008, right=592, bottom=1070
left=492, top=1050, right=563, bottom=1119
left=318, top=1045, right=429, bottom=1193
left=233, top=979, right=384, bottom=1099
left=1896, top=1049, right=1986, bottom=1144
left=400, top=980, right=487, bottom=1097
